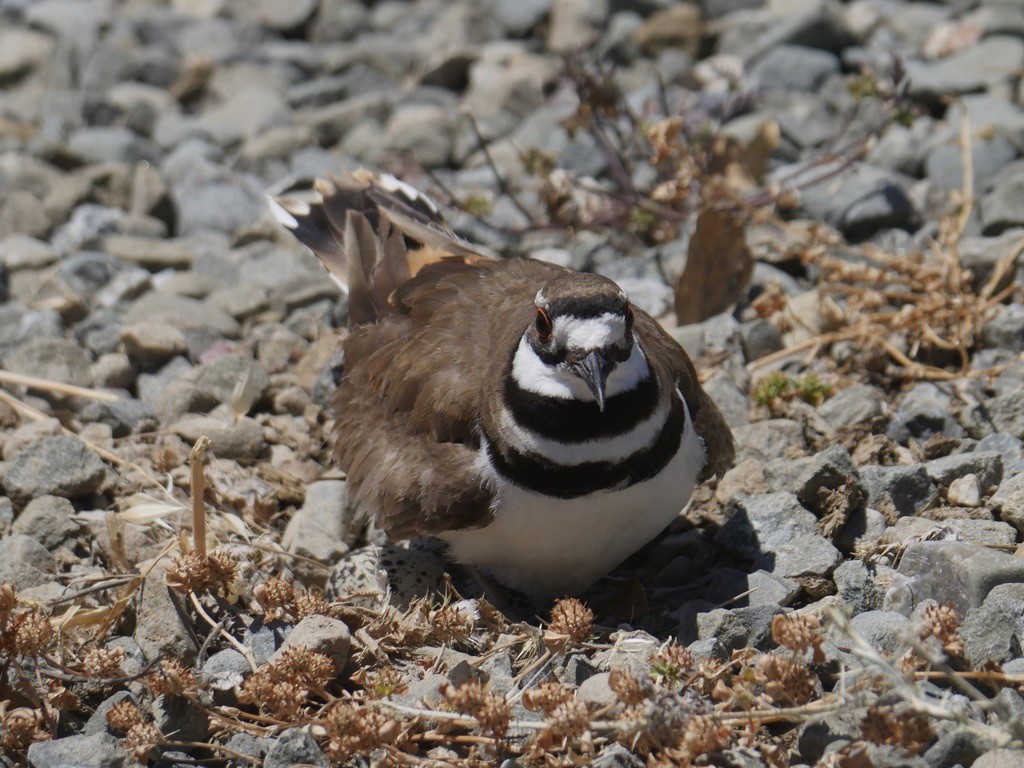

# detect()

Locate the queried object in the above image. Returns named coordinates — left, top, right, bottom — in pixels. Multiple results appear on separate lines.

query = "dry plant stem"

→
left=189, top=435, right=211, bottom=557
left=0, top=370, right=121, bottom=401
left=188, top=591, right=258, bottom=672
left=465, top=110, right=539, bottom=226
left=162, top=740, right=263, bottom=765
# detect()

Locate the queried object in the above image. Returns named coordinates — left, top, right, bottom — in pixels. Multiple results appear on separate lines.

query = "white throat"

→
left=510, top=336, right=649, bottom=401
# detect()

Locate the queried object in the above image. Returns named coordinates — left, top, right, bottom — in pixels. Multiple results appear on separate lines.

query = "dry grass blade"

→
left=0, top=369, right=121, bottom=402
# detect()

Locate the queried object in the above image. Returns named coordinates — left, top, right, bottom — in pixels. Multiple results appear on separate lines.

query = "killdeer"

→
left=271, top=171, right=735, bottom=596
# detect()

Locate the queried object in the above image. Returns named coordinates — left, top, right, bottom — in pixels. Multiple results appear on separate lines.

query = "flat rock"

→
left=134, top=560, right=200, bottom=663
left=26, top=732, right=125, bottom=768
left=731, top=419, right=807, bottom=463
left=11, top=495, right=80, bottom=550
left=818, top=383, right=885, bottom=427
left=0, top=534, right=57, bottom=589
left=102, top=234, right=196, bottom=269
left=924, top=451, right=1003, bottom=491
left=2, top=337, right=93, bottom=389
left=271, top=614, right=352, bottom=671
left=860, top=464, right=937, bottom=517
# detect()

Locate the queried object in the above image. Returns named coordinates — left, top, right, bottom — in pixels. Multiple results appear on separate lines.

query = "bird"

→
left=270, top=170, right=735, bottom=597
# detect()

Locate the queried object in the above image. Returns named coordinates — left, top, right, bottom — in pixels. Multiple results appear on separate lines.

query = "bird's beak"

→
left=570, top=350, right=615, bottom=412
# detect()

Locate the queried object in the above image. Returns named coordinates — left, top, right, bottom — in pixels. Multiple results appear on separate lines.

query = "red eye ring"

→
left=535, top=308, right=552, bottom=341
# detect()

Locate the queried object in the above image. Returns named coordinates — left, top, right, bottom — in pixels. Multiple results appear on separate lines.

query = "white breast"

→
left=440, top=392, right=705, bottom=595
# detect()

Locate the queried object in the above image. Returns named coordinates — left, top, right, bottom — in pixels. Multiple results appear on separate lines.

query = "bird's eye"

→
left=535, top=308, right=552, bottom=341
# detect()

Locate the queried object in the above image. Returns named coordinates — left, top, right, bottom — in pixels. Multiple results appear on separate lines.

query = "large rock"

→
left=4, top=436, right=108, bottom=505
left=26, top=732, right=125, bottom=768
left=282, top=480, right=356, bottom=586
left=714, top=492, right=842, bottom=580
left=886, top=540, right=1024, bottom=615
left=859, top=464, right=937, bottom=517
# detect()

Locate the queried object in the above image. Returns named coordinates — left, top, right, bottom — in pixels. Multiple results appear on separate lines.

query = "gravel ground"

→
left=2, top=0, right=1024, bottom=766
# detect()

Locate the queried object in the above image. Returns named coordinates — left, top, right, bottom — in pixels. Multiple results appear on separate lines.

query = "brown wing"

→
left=634, top=312, right=735, bottom=481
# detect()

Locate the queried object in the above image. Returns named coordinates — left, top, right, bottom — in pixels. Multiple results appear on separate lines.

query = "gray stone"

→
left=0, top=307, right=62, bottom=358
left=976, top=432, right=1024, bottom=476
left=834, top=559, right=891, bottom=614
left=0, top=534, right=57, bottom=589
left=67, top=126, right=155, bottom=165
left=782, top=161, right=917, bottom=240
left=924, top=451, right=1003, bottom=492
left=174, top=179, right=265, bottom=237
left=263, top=728, right=327, bottom=768
left=982, top=176, right=1024, bottom=235
left=0, top=235, right=58, bottom=271
left=170, top=415, right=266, bottom=460
left=90, top=353, right=135, bottom=390
left=925, top=136, right=1018, bottom=192
left=715, top=492, right=843, bottom=579
left=26, top=732, right=124, bottom=768
left=922, top=726, right=994, bottom=768
left=974, top=750, right=1024, bottom=768
left=849, top=611, right=908, bottom=655
left=2, top=337, right=93, bottom=390
left=818, top=383, right=885, bottom=427
left=908, top=36, right=1024, bottom=103
left=124, top=292, right=240, bottom=337
left=591, top=743, right=645, bottom=768
left=984, top=306, right=1024, bottom=354
left=203, top=648, right=249, bottom=693
left=750, top=45, right=839, bottom=92
left=0, top=27, right=55, bottom=81
left=962, top=389, right=1024, bottom=441
left=384, top=105, right=456, bottom=168
left=732, top=419, right=807, bottom=463
left=887, top=540, right=1024, bottom=615
left=79, top=399, right=157, bottom=438
left=962, top=583, right=1024, bottom=666
left=860, top=464, right=937, bottom=517
left=282, top=480, right=356, bottom=587
left=135, top=561, right=200, bottom=663
left=244, top=620, right=289, bottom=666
left=888, top=382, right=963, bottom=442
left=740, top=318, right=783, bottom=362
left=702, top=373, right=749, bottom=429
left=764, top=445, right=864, bottom=517
left=4, top=436, right=108, bottom=505
left=189, top=354, right=269, bottom=408
left=119, top=323, right=187, bottom=370
left=83, top=691, right=136, bottom=737
left=576, top=671, right=618, bottom=708
left=11, top=496, right=80, bottom=551
left=271, top=615, right=351, bottom=672
left=993, top=474, right=1024, bottom=535
left=153, top=694, right=208, bottom=743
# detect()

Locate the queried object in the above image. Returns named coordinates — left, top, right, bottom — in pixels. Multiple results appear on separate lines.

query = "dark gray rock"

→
left=818, top=383, right=885, bottom=427
left=83, top=691, right=136, bottom=737
left=702, top=373, right=749, bottom=429
left=740, top=318, right=783, bottom=362
left=203, top=648, right=250, bottom=694
left=11, top=495, right=80, bottom=551
left=834, top=559, right=891, bottom=614
left=983, top=306, right=1024, bottom=354
left=782, top=161, right=917, bottom=240
left=79, top=399, right=157, bottom=438
left=731, top=419, right=807, bottom=464
left=189, top=354, right=269, bottom=409
left=849, top=610, right=908, bottom=655
left=922, top=726, right=994, bottom=768
left=4, top=436, right=108, bottom=505
left=981, top=174, right=1024, bottom=235
left=3, top=337, right=93, bottom=389
left=750, top=45, right=839, bottom=92
left=796, top=708, right=859, bottom=763
left=153, top=694, right=208, bottom=744
left=975, top=432, right=1024, bottom=476
left=0, top=534, right=57, bottom=589
left=888, top=382, right=963, bottom=442
left=860, top=464, right=937, bottom=517
left=887, top=540, right=1024, bottom=615
left=764, top=445, right=864, bottom=517
left=282, top=480, right=356, bottom=586
left=134, top=561, right=200, bottom=664
left=244, top=620, right=290, bottom=666
left=961, top=389, right=1024, bottom=441
left=715, top=492, right=842, bottom=579
left=925, top=136, right=1018, bottom=191
left=908, top=36, right=1024, bottom=103
left=925, top=450, right=1003, bottom=492
left=961, top=583, right=1024, bottom=666
left=26, top=732, right=125, bottom=768
left=263, top=728, right=328, bottom=768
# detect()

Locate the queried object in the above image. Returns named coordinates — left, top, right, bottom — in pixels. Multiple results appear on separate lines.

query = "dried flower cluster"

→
left=252, top=574, right=334, bottom=622
left=440, top=680, right=512, bottom=738
left=917, top=602, right=965, bottom=659
left=547, top=597, right=594, bottom=646
left=165, top=548, right=239, bottom=595
left=238, top=648, right=335, bottom=719
left=319, top=700, right=394, bottom=761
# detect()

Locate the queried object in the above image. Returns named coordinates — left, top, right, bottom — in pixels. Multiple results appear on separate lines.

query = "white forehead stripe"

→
left=554, top=313, right=626, bottom=350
